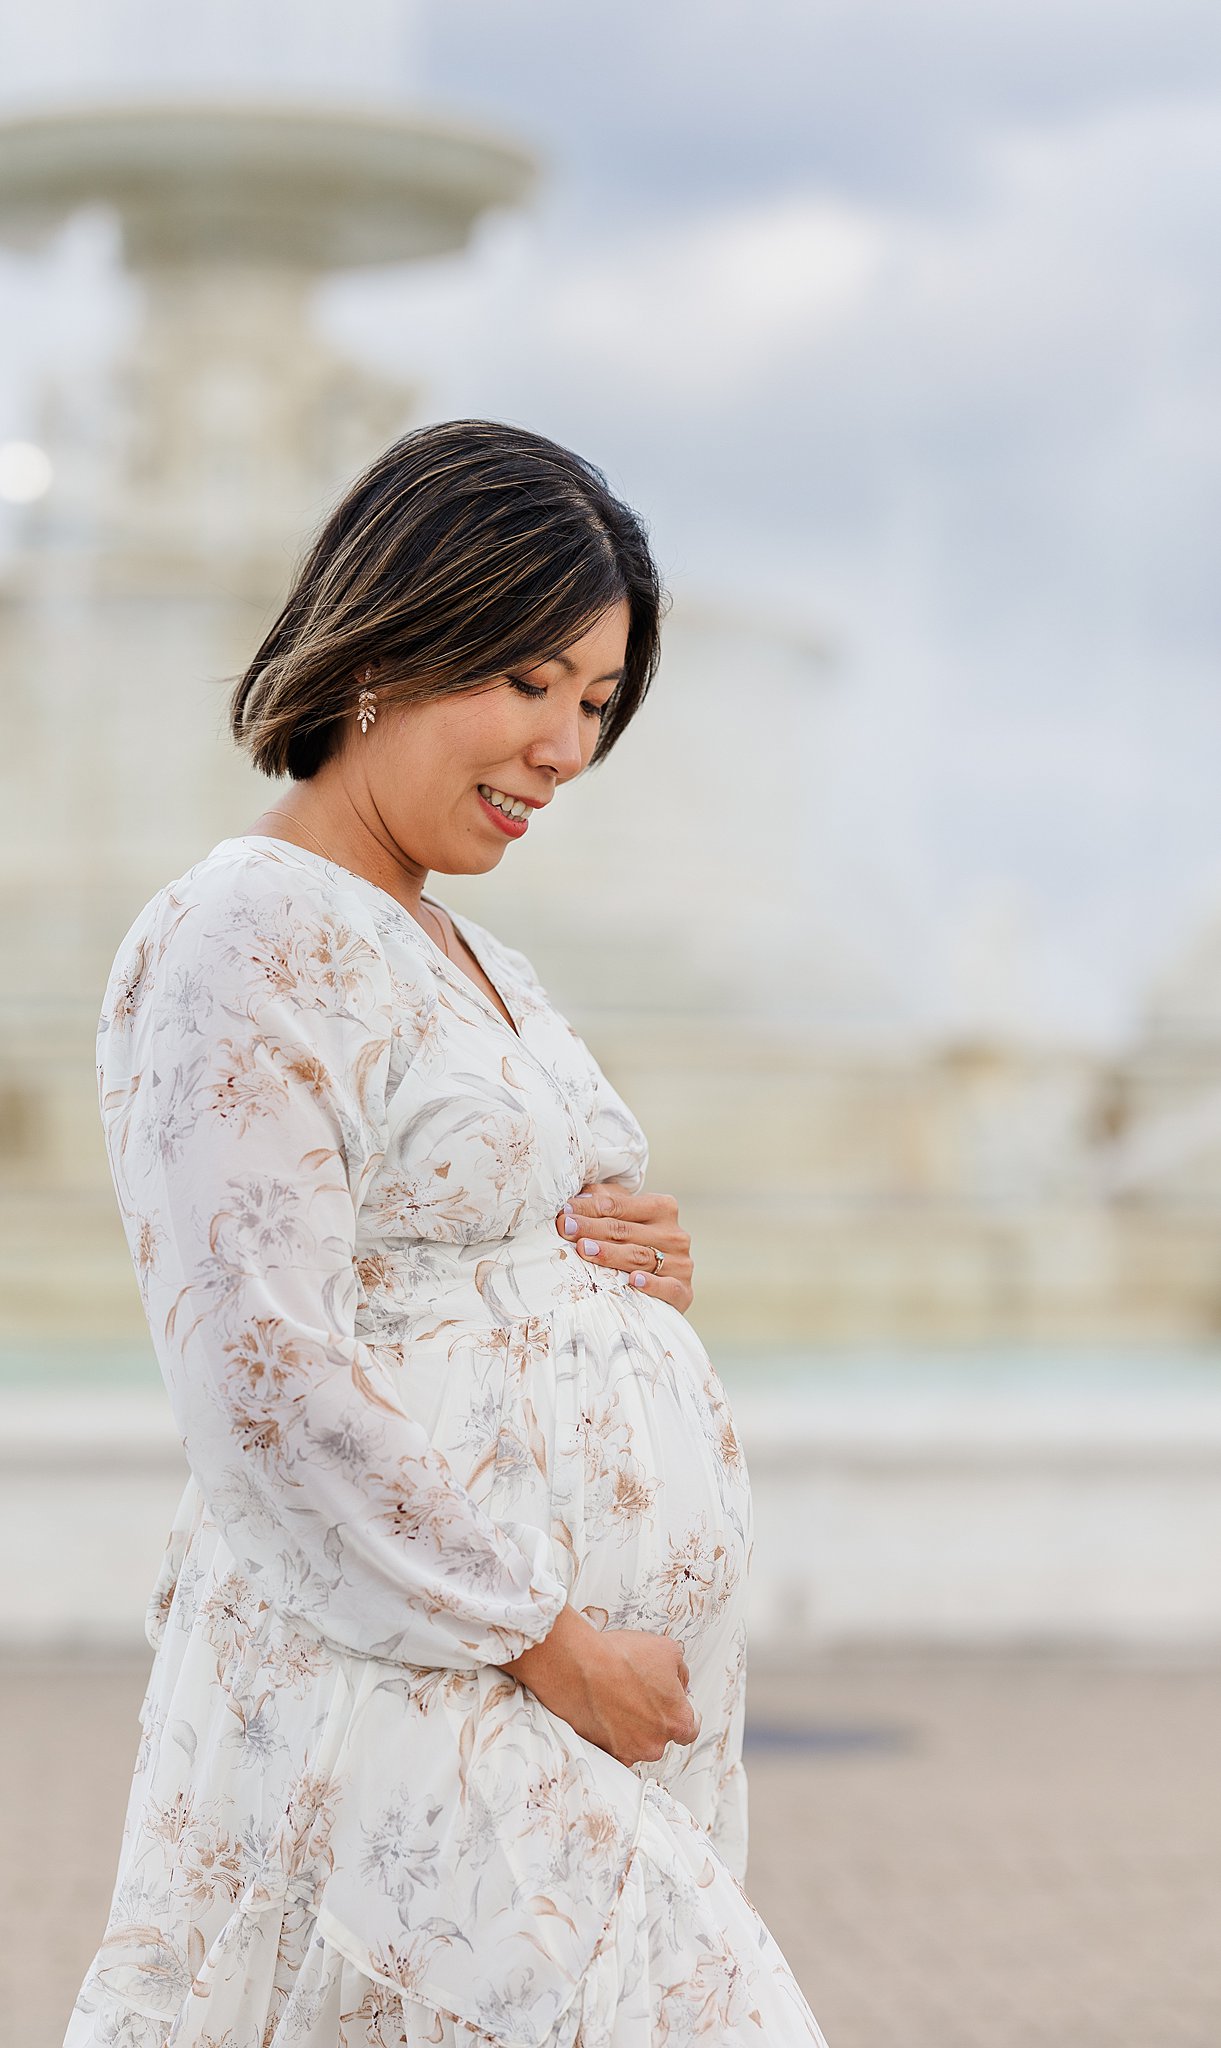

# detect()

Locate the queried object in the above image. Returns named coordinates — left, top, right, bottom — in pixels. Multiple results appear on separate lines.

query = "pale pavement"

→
left=5, top=1650, right=1217, bottom=2048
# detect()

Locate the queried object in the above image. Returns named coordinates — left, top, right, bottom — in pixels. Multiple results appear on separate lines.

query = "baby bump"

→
left=490, top=1293, right=754, bottom=1828
left=396, top=1288, right=754, bottom=1842
left=481, top=1296, right=750, bottom=1630
left=392, top=1287, right=752, bottom=1647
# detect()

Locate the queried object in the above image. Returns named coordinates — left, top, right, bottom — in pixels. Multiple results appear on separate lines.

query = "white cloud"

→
left=542, top=197, right=886, bottom=401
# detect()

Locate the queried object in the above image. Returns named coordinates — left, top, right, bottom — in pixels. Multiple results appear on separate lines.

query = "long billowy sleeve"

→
left=96, top=861, right=569, bottom=1669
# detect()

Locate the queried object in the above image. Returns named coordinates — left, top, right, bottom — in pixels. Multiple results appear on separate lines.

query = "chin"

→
left=439, top=841, right=507, bottom=877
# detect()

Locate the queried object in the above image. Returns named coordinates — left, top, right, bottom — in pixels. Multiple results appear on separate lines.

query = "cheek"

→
left=369, top=725, right=456, bottom=844
left=376, top=692, right=536, bottom=828
left=429, top=692, right=527, bottom=768
left=380, top=701, right=496, bottom=790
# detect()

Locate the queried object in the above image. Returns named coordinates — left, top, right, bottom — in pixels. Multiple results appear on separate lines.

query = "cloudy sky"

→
left=1, top=0, right=1218, bottom=1045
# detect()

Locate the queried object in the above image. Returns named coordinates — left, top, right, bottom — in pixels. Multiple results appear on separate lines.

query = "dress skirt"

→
left=113, top=1777, right=825, bottom=2047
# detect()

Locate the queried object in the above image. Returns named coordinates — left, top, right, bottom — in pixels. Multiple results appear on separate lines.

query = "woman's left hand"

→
left=554, top=1183, right=694, bottom=1313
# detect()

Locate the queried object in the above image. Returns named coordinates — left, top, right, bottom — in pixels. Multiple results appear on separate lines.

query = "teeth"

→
left=479, top=784, right=530, bottom=819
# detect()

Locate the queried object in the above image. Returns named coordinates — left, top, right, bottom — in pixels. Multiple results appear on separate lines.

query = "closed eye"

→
left=508, top=677, right=608, bottom=719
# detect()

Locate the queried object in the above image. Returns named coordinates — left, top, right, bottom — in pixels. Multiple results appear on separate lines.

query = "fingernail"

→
left=563, top=1215, right=579, bottom=1237
left=580, top=1238, right=600, bottom=1257
left=631, top=1271, right=647, bottom=1287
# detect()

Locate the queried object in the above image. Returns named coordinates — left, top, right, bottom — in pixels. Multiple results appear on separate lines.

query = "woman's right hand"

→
left=500, top=1603, right=700, bottom=1767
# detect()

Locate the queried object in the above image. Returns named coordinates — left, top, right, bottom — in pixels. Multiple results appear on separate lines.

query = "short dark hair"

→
left=227, top=417, right=669, bottom=780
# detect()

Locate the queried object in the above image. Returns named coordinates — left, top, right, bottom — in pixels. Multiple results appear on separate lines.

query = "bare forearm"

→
left=500, top=1600, right=602, bottom=1695
left=498, top=1602, right=699, bottom=1768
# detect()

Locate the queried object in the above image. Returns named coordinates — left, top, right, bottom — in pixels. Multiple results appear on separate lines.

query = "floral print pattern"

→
left=64, top=836, right=828, bottom=2048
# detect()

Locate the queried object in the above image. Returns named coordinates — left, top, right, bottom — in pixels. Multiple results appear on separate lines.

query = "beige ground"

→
left=6, top=1648, right=1218, bottom=2048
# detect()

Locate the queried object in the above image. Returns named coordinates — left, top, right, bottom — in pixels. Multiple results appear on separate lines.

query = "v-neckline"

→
left=422, top=895, right=524, bottom=1043
left=219, top=836, right=524, bottom=1043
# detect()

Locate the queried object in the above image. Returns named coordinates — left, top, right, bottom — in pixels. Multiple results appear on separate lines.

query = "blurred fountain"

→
left=0, top=30, right=539, bottom=1337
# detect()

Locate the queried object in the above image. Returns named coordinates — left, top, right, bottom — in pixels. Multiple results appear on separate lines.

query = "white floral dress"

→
left=64, top=834, right=829, bottom=2048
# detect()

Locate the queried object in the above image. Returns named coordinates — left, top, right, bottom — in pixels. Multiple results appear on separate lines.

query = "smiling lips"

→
left=475, top=785, right=537, bottom=838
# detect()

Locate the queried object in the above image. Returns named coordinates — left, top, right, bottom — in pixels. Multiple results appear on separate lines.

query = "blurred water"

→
left=716, top=1344, right=1221, bottom=1393
left=5, top=1336, right=1221, bottom=1398
left=0, top=1341, right=161, bottom=1390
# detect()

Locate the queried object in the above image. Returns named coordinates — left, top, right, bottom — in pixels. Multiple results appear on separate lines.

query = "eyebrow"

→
left=548, top=653, right=625, bottom=685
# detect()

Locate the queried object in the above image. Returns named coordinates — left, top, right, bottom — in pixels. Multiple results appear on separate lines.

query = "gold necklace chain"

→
left=259, top=811, right=453, bottom=960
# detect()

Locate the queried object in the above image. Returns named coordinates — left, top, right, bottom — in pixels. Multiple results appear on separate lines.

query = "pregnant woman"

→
left=65, top=419, right=829, bottom=2048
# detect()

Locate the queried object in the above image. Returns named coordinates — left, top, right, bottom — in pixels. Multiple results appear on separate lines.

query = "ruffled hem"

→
left=62, top=1782, right=828, bottom=2048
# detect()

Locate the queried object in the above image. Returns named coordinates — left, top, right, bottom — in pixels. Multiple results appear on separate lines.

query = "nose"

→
left=525, top=700, right=588, bottom=783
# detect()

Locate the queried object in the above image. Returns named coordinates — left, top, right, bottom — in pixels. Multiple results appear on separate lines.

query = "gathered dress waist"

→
left=354, top=1209, right=655, bottom=1339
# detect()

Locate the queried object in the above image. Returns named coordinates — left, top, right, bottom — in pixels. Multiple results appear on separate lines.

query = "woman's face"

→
left=344, top=597, right=630, bottom=877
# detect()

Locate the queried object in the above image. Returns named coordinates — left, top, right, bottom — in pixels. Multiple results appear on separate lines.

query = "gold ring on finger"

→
left=652, top=1246, right=665, bottom=1273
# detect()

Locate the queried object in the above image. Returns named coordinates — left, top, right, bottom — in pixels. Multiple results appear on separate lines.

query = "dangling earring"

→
left=357, top=666, right=377, bottom=734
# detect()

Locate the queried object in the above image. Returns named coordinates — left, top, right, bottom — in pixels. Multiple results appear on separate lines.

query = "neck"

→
left=246, top=794, right=431, bottom=919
